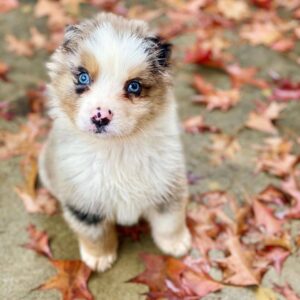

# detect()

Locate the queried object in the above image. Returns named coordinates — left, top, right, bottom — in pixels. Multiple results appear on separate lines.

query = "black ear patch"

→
left=145, top=36, right=172, bottom=70
left=62, top=24, right=82, bottom=53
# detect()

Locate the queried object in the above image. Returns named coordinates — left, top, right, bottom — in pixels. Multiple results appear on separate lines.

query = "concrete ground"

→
left=1, top=1, right=300, bottom=300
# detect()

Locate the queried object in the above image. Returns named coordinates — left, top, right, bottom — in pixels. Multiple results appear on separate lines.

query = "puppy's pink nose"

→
left=91, top=108, right=113, bottom=130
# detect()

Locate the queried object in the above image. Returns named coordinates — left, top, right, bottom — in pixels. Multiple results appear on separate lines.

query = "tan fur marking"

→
left=81, top=50, right=100, bottom=80
left=78, top=222, right=118, bottom=257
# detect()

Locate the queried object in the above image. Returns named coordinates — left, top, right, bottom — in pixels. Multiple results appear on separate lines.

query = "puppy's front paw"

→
left=153, top=226, right=192, bottom=257
left=80, top=245, right=117, bottom=272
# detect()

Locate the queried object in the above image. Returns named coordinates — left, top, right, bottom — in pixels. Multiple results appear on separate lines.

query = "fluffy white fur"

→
left=39, top=13, right=191, bottom=271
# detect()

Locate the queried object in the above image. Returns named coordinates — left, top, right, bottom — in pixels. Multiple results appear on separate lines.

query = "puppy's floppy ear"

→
left=62, top=24, right=83, bottom=53
left=146, top=36, right=172, bottom=69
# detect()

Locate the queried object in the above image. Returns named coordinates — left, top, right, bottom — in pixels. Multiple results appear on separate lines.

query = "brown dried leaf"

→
left=240, top=11, right=296, bottom=46
left=272, top=38, right=295, bottom=52
left=0, top=113, right=47, bottom=160
left=246, top=102, right=286, bottom=134
left=183, top=115, right=220, bottom=134
left=35, top=0, right=72, bottom=31
left=30, top=27, right=47, bottom=50
left=38, top=260, right=94, bottom=300
left=23, top=224, right=53, bottom=258
left=209, top=134, right=240, bottom=165
left=217, top=236, right=261, bottom=286
left=225, top=64, right=269, bottom=89
left=274, top=284, right=300, bottom=300
left=256, top=138, right=298, bottom=177
left=15, top=156, right=58, bottom=215
left=61, top=0, right=85, bottom=16
left=182, top=270, right=223, bottom=298
left=217, top=0, right=250, bottom=21
left=0, top=61, right=10, bottom=81
left=281, top=172, right=300, bottom=218
left=0, top=0, right=19, bottom=13
left=253, top=198, right=283, bottom=235
left=5, top=34, right=34, bottom=57
left=193, top=75, right=240, bottom=111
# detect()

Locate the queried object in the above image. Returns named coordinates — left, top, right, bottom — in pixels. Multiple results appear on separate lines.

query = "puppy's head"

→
left=47, top=13, right=172, bottom=138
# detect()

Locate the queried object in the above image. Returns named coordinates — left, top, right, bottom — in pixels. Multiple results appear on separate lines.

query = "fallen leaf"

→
left=275, top=0, right=300, bottom=10
left=256, top=287, right=277, bottom=300
left=0, top=113, right=47, bottom=160
left=5, top=34, right=34, bottom=57
left=258, top=185, right=290, bottom=206
left=271, top=78, right=300, bottom=102
left=35, top=0, right=72, bottom=31
left=274, top=284, right=300, bottom=300
left=245, top=102, right=286, bottom=134
left=38, top=260, right=94, bottom=300
left=23, top=224, right=53, bottom=259
left=217, top=236, right=261, bottom=285
left=30, top=27, right=47, bottom=50
left=185, top=45, right=228, bottom=69
left=0, top=101, right=14, bottom=121
left=193, top=75, right=240, bottom=111
left=281, top=172, right=300, bottom=218
left=260, top=247, right=290, bottom=274
left=255, top=138, right=298, bottom=177
left=225, top=64, right=268, bottom=89
left=251, top=0, right=273, bottom=9
left=208, top=134, right=240, bottom=165
left=15, top=156, right=58, bottom=215
left=0, top=0, right=19, bottom=13
left=130, top=253, right=186, bottom=299
left=240, top=11, right=296, bottom=46
left=271, top=38, right=295, bottom=52
left=61, top=0, right=85, bottom=16
left=253, top=198, right=283, bottom=235
left=183, top=115, right=220, bottom=134
left=26, top=84, right=47, bottom=114
left=131, top=253, right=222, bottom=299
left=0, top=61, right=10, bottom=81
left=182, top=270, right=223, bottom=298
left=89, top=0, right=126, bottom=15
left=217, top=0, right=250, bottom=21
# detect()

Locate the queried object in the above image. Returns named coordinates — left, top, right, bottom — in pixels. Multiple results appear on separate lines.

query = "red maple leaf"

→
left=23, top=224, right=53, bottom=259
left=37, top=260, right=94, bottom=300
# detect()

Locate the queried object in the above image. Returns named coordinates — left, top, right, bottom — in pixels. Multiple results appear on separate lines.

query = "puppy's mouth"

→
left=94, top=124, right=107, bottom=134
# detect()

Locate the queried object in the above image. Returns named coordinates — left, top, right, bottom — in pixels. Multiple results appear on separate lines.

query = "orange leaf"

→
left=0, top=0, right=19, bottom=13
left=246, top=102, right=286, bottom=134
left=253, top=199, right=283, bottom=235
left=183, top=115, right=220, bottom=134
left=5, top=34, right=34, bottom=57
left=225, top=64, right=268, bottom=89
left=217, top=236, right=261, bottom=286
left=182, top=270, right=223, bottom=298
left=23, top=224, right=53, bottom=259
left=38, top=260, right=94, bottom=300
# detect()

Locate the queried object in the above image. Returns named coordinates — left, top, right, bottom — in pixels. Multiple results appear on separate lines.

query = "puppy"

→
left=39, top=13, right=191, bottom=272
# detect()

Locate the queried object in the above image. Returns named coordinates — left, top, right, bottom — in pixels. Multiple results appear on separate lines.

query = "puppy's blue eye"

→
left=78, top=72, right=90, bottom=85
left=126, top=80, right=142, bottom=95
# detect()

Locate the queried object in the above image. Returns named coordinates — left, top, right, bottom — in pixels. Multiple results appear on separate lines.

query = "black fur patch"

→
left=145, top=36, right=172, bottom=71
left=67, top=204, right=104, bottom=225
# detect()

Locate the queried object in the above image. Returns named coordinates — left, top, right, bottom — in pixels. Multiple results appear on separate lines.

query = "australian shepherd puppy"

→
left=39, top=13, right=191, bottom=272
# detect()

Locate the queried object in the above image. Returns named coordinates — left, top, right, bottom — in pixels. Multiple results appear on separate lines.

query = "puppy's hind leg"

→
left=64, top=206, right=118, bottom=272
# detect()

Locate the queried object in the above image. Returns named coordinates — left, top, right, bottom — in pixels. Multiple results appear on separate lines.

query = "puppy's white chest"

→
left=60, top=136, right=181, bottom=225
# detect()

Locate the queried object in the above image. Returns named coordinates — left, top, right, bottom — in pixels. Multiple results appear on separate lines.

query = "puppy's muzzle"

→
left=91, top=107, right=113, bottom=133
